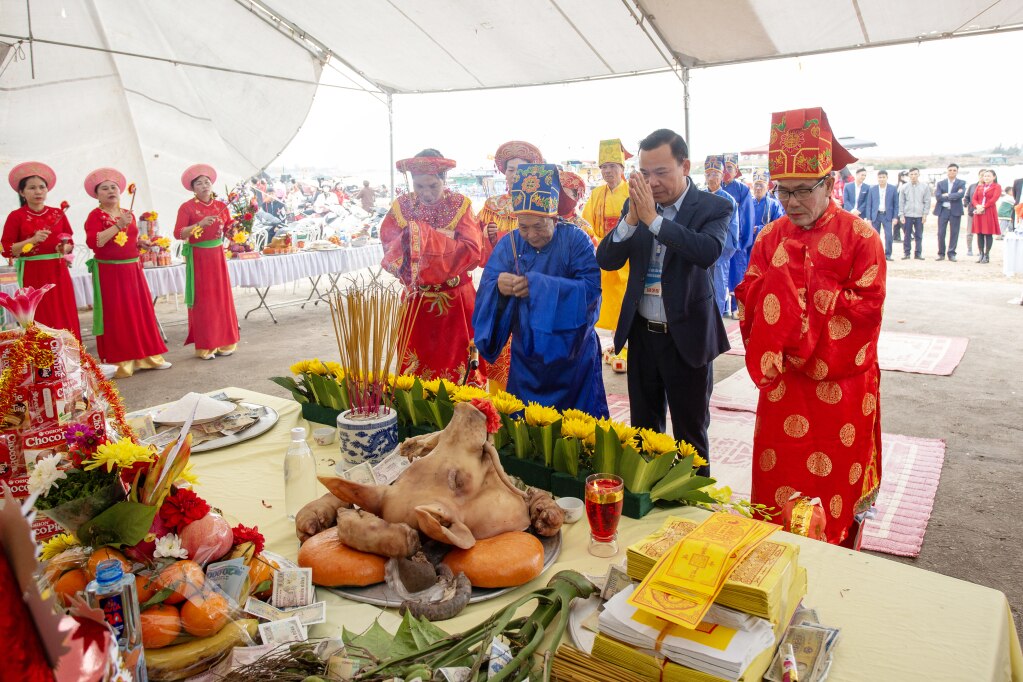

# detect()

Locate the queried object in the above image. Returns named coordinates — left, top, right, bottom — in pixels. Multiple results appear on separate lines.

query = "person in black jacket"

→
left=595, top=128, right=733, bottom=477
left=964, top=169, right=985, bottom=257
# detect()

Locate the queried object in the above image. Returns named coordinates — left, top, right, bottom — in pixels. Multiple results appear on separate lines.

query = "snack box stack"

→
left=0, top=329, right=110, bottom=539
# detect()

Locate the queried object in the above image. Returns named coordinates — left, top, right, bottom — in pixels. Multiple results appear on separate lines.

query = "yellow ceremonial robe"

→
left=582, top=181, right=630, bottom=331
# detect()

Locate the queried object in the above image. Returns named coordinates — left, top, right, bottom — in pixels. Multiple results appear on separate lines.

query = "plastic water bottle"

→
left=86, top=559, right=147, bottom=682
left=285, top=426, right=317, bottom=519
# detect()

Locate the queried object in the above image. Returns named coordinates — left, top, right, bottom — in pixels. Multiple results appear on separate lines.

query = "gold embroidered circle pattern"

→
left=817, top=233, right=842, bottom=259
left=855, top=343, right=870, bottom=366
left=829, top=494, right=843, bottom=518
left=760, top=351, right=781, bottom=376
left=774, top=485, right=796, bottom=507
left=816, top=381, right=842, bottom=404
left=763, top=294, right=781, bottom=324
left=813, top=290, right=835, bottom=314
left=828, top=315, right=852, bottom=340
left=809, top=358, right=829, bottom=380
left=855, top=264, right=879, bottom=288
left=759, top=223, right=774, bottom=239
left=771, top=243, right=789, bottom=267
left=862, top=393, right=877, bottom=415
left=767, top=381, right=786, bottom=402
left=839, top=423, right=856, bottom=447
left=848, top=462, right=863, bottom=485
left=807, top=451, right=833, bottom=477
left=759, top=449, right=777, bottom=472
left=737, top=301, right=746, bottom=321
left=748, top=264, right=762, bottom=278
left=783, top=414, right=810, bottom=438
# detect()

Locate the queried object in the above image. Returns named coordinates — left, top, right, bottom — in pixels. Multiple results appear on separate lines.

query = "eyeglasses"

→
left=775, top=176, right=828, bottom=202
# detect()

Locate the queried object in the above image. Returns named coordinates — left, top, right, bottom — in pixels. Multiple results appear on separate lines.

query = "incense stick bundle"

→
left=329, top=271, right=423, bottom=417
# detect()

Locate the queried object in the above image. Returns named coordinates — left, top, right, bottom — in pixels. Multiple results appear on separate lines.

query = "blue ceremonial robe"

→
left=473, top=222, right=609, bottom=417
left=752, top=195, right=785, bottom=241
left=708, top=188, right=739, bottom=315
left=722, top=180, right=756, bottom=295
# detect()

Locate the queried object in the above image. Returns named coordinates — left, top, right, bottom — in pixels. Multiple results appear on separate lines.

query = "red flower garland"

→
left=470, top=398, right=501, bottom=434
left=159, top=488, right=211, bottom=533
left=231, top=523, right=265, bottom=556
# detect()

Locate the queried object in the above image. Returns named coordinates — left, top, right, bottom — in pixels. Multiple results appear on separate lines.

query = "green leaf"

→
left=76, top=501, right=159, bottom=548
left=391, top=389, right=419, bottom=426
left=254, top=579, right=272, bottom=594
left=387, top=611, right=450, bottom=659
left=675, top=489, right=719, bottom=505
left=344, top=619, right=394, bottom=664
left=528, top=420, right=561, bottom=467
left=268, top=376, right=310, bottom=404
left=618, top=446, right=677, bottom=494
left=650, top=472, right=716, bottom=502
left=140, top=586, right=175, bottom=610
left=592, top=424, right=622, bottom=475
left=553, top=438, right=580, bottom=476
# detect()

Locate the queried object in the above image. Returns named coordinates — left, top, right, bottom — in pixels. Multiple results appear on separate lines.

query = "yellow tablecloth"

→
left=191, top=388, right=1023, bottom=682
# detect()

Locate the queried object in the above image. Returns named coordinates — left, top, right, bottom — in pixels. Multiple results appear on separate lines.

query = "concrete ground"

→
left=101, top=221, right=1023, bottom=637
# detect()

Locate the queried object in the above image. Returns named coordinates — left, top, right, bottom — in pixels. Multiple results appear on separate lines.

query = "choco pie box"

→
left=21, top=409, right=106, bottom=469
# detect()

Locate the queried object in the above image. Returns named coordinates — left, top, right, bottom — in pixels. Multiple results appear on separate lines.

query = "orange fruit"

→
left=140, top=603, right=181, bottom=649
left=136, top=572, right=160, bottom=604
left=155, top=560, right=205, bottom=605
left=181, top=590, right=230, bottom=638
left=53, top=568, right=89, bottom=607
left=247, top=554, right=279, bottom=598
left=86, top=547, right=131, bottom=579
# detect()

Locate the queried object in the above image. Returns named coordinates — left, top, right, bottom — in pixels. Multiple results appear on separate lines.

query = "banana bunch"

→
left=146, top=618, right=258, bottom=681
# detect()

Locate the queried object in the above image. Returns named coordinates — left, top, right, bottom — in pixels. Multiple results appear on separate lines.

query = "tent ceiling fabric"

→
left=261, top=0, right=1023, bottom=93
left=0, top=0, right=321, bottom=232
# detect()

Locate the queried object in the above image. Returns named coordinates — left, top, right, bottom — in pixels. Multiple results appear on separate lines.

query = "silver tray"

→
left=128, top=401, right=279, bottom=454
left=327, top=530, right=562, bottom=607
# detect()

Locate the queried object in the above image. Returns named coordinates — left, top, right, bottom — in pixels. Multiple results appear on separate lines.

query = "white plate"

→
left=153, top=392, right=235, bottom=425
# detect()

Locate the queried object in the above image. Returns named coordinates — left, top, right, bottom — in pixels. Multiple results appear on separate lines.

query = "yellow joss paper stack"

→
left=627, top=515, right=804, bottom=624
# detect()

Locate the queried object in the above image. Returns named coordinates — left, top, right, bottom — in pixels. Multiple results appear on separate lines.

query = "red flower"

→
left=243, top=212, right=253, bottom=221
left=159, top=488, right=211, bottom=533
left=470, top=398, right=501, bottom=434
left=119, top=458, right=152, bottom=487
left=232, top=523, right=265, bottom=556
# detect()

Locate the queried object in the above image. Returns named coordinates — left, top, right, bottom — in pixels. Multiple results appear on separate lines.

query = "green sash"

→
left=15, top=252, right=62, bottom=288
left=182, top=238, right=224, bottom=308
left=86, top=257, right=140, bottom=336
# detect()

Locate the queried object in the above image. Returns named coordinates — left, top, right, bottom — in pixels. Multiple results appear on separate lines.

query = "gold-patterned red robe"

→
left=734, top=202, right=886, bottom=545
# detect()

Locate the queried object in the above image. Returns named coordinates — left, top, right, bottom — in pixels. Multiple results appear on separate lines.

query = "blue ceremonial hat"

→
left=752, top=168, right=770, bottom=184
left=510, top=163, right=561, bottom=217
left=704, top=155, right=724, bottom=173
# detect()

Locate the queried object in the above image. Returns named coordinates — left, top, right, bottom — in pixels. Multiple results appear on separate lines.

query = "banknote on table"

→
left=343, top=461, right=377, bottom=486
left=258, top=615, right=307, bottom=647
left=372, top=448, right=411, bottom=485
left=326, top=655, right=359, bottom=680
left=314, top=638, right=346, bottom=659
left=436, top=668, right=471, bottom=682
left=282, top=600, right=327, bottom=626
left=797, top=621, right=841, bottom=650
left=228, top=643, right=274, bottom=668
left=272, top=567, right=314, bottom=608
left=205, top=558, right=247, bottom=603
left=765, top=625, right=828, bottom=682
left=600, top=564, right=633, bottom=601
left=244, top=596, right=283, bottom=621
left=794, top=606, right=820, bottom=624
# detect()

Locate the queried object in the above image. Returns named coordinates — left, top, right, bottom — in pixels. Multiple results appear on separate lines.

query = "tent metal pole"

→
left=682, top=66, right=690, bottom=145
left=388, top=92, right=395, bottom=203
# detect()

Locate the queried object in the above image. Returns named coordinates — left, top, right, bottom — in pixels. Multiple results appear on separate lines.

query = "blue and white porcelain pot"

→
left=336, top=407, right=398, bottom=473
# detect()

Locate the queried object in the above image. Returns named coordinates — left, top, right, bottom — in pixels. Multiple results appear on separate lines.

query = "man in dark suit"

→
left=595, top=128, right=732, bottom=477
left=868, top=170, right=898, bottom=260
left=842, top=167, right=874, bottom=218
left=934, top=163, right=966, bottom=261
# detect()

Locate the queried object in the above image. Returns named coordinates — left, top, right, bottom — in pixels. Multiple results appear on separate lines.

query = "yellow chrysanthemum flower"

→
left=322, top=361, right=344, bottom=379
left=492, top=391, right=525, bottom=415
left=422, top=378, right=458, bottom=397
left=524, top=402, right=560, bottom=427
left=561, top=418, right=595, bottom=442
left=452, top=385, right=490, bottom=403
left=597, top=418, right=638, bottom=446
left=678, top=440, right=699, bottom=458
left=113, top=231, right=129, bottom=247
left=84, top=440, right=155, bottom=473
left=176, top=462, right=200, bottom=487
left=40, top=533, right=79, bottom=561
left=289, top=359, right=312, bottom=375
left=392, top=374, right=416, bottom=391
left=232, top=231, right=250, bottom=244
left=693, top=453, right=709, bottom=468
left=638, top=428, right=678, bottom=456
left=561, top=408, right=596, bottom=424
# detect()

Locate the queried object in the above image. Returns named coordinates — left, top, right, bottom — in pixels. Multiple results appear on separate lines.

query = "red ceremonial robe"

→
left=85, top=209, right=167, bottom=363
left=381, top=190, right=484, bottom=384
left=174, top=198, right=240, bottom=351
left=1, top=206, right=81, bottom=340
left=734, top=202, right=886, bottom=545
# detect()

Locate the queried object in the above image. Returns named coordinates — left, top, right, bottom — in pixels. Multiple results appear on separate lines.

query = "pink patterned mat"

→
left=604, top=396, right=945, bottom=557
left=723, top=323, right=969, bottom=376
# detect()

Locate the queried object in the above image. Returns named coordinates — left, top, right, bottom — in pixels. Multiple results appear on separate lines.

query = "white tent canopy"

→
left=3, top=0, right=1022, bottom=233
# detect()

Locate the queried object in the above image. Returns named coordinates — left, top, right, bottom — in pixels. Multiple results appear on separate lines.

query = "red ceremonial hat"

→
left=494, top=141, right=544, bottom=173
left=768, top=107, right=857, bottom=180
left=83, top=168, right=126, bottom=198
left=181, top=163, right=217, bottom=191
left=8, top=162, right=56, bottom=192
left=395, top=156, right=457, bottom=175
